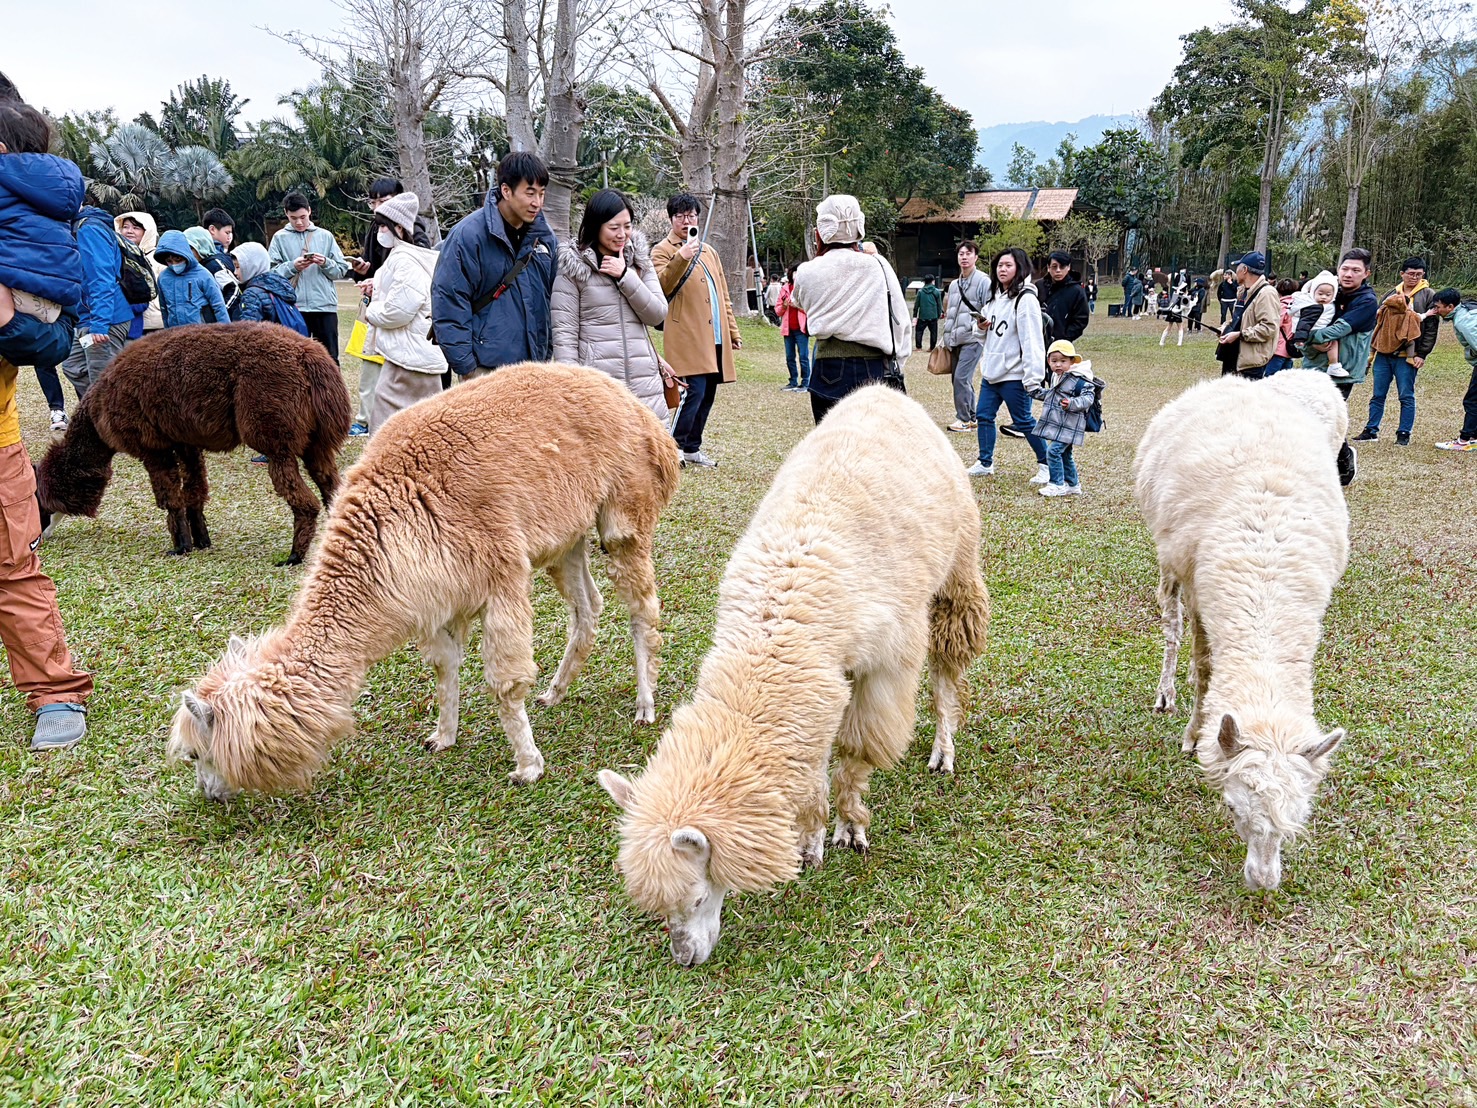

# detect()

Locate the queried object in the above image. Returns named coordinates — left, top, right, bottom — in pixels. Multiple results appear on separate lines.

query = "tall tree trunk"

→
left=504, top=0, right=535, bottom=153
left=1254, top=87, right=1285, bottom=258
left=1340, top=179, right=1360, bottom=257
left=1217, top=202, right=1233, bottom=269
left=540, top=0, right=584, bottom=239
left=388, top=43, right=440, bottom=243
left=710, top=0, right=752, bottom=314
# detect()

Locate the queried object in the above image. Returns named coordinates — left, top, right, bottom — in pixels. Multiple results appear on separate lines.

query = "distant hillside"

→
left=976, top=114, right=1140, bottom=181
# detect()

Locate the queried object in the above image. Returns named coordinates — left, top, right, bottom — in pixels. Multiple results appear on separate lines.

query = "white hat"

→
left=377, top=192, right=420, bottom=235
left=816, top=194, right=865, bottom=245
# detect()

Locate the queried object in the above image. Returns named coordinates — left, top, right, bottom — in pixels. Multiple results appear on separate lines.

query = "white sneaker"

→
left=965, top=461, right=994, bottom=477
left=1029, top=463, right=1051, bottom=485
left=1327, top=362, right=1349, bottom=378
left=681, top=450, right=717, bottom=468
left=1039, top=483, right=1067, bottom=497
left=49, top=409, right=68, bottom=433
left=1062, top=484, right=1083, bottom=496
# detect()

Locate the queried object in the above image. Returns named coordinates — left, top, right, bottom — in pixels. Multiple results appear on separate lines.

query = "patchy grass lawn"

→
left=3, top=308, right=1476, bottom=1105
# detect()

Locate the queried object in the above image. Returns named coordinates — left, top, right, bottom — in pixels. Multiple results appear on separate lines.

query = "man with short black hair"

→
left=202, top=208, right=234, bottom=264
left=1354, top=257, right=1439, bottom=446
left=1311, top=248, right=1379, bottom=401
left=913, top=275, right=942, bottom=352
left=352, top=177, right=432, bottom=282
left=940, top=241, right=989, bottom=432
left=1040, top=250, right=1090, bottom=343
left=431, top=151, right=559, bottom=378
left=1429, top=288, right=1477, bottom=451
left=267, top=192, right=349, bottom=361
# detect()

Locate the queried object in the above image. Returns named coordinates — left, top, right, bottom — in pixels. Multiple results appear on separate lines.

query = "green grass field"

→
left=3, top=307, right=1475, bottom=1105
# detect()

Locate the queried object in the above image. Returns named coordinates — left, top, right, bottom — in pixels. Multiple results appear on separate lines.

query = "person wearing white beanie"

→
left=362, top=193, right=447, bottom=432
left=790, top=194, right=910, bottom=424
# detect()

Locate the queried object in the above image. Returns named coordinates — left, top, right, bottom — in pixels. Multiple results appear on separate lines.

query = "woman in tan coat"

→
left=650, top=192, right=742, bottom=468
left=551, top=190, right=674, bottom=420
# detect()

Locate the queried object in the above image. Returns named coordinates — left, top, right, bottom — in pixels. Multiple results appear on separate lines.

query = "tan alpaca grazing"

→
left=169, top=363, right=680, bottom=800
left=599, top=386, right=990, bottom=966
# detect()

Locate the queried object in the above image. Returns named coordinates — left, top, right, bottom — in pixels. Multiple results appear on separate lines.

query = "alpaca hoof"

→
left=928, top=746, right=955, bottom=774
left=1153, top=690, right=1176, bottom=714
left=632, top=702, right=657, bottom=726
left=1181, top=731, right=1198, bottom=756
left=799, top=830, right=825, bottom=869
left=832, top=821, right=869, bottom=854
left=423, top=730, right=456, bottom=753
left=536, top=686, right=565, bottom=708
left=165, top=546, right=190, bottom=557
left=508, top=757, right=545, bottom=786
left=276, top=553, right=304, bottom=567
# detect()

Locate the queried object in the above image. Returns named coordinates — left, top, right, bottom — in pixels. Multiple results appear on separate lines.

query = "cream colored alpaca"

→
left=599, top=386, right=990, bottom=966
left=169, top=364, right=679, bottom=800
left=1134, top=371, right=1350, bottom=890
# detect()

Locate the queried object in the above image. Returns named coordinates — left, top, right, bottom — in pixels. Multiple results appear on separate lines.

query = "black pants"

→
left=1460, top=362, right=1477, bottom=441
left=1219, top=300, right=1235, bottom=323
left=673, top=368, right=721, bottom=453
left=303, top=311, right=340, bottom=363
left=914, top=318, right=937, bottom=350
left=33, top=363, right=65, bottom=410
left=1187, top=311, right=1203, bottom=333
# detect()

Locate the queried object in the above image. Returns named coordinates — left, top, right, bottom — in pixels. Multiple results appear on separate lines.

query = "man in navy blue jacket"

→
left=57, top=206, right=136, bottom=404
left=431, top=151, right=558, bottom=378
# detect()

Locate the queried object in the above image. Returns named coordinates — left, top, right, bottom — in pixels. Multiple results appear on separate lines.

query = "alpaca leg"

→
left=1183, top=610, right=1211, bottom=755
left=798, top=767, right=830, bottom=869
left=832, top=659, right=924, bottom=853
left=537, top=541, right=603, bottom=709
left=598, top=520, right=663, bottom=726
left=177, top=446, right=211, bottom=550
left=140, top=447, right=190, bottom=555
left=480, top=568, right=543, bottom=784
left=1154, top=569, right=1183, bottom=714
left=264, top=455, right=321, bottom=566
left=926, top=551, right=990, bottom=775
left=302, top=437, right=340, bottom=508
left=419, top=615, right=473, bottom=752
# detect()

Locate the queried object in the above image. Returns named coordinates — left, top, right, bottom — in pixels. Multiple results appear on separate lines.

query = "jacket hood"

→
left=115, top=210, right=159, bottom=252
left=0, top=153, right=85, bottom=221
left=1301, top=269, right=1337, bottom=298
left=1068, top=359, right=1093, bottom=379
left=245, top=270, right=297, bottom=300
left=388, top=240, right=440, bottom=279
left=155, top=229, right=202, bottom=269
left=233, top=241, right=270, bottom=282
left=77, top=205, right=115, bottom=234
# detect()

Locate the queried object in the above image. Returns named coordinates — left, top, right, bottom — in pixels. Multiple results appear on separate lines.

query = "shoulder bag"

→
left=927, top=277, right=981, bottom=375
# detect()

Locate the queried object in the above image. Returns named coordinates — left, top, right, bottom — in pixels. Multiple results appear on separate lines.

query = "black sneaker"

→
left=1337, top=441, right=1357, bottom=486
left=1395, top=431, right=1411, bottom=446
left=1353, top=427, right=1378, bottom=442
left=999, top=425, right=1026, bottom=439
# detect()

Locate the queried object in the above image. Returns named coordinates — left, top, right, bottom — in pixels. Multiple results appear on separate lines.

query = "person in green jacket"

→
left=1430, top=289, right=1477, bottom=451
left=913, top=275, right=943, bottom=351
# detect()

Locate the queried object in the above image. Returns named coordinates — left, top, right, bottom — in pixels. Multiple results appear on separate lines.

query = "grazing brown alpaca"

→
left=169, top=363, right=681, bottom=801
left=36, top=323, right=351, bottom=565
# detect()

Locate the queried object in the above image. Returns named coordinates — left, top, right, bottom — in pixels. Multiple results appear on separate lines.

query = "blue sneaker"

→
left=250, top=454, right=269, bottom=466
left=32, top=703, right=86, bottom=751
left=348, top=422, right=369, bottom=437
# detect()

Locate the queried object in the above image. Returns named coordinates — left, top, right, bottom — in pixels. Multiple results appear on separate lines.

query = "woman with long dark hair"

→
left=551, top=188, right=674, bottom=419
left=967, top=247, right=1049, bottom=483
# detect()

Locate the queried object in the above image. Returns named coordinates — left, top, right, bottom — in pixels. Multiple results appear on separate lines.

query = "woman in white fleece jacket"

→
left=968, top=247, right=1050, bottom=484
left=791, top=194, right=911, bottom=424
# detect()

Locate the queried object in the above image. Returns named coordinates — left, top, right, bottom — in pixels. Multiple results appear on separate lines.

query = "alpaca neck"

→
left=1206, top=654, right=1316, bottom=728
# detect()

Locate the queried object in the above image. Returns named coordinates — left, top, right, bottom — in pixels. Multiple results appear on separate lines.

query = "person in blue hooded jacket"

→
left=154, top=229, right=229, bottom=328
left=431, top=151, right=558, bottom=378
left=0, top=99, right=84, bottom=369
left=54, top=206, right=138, bottom=407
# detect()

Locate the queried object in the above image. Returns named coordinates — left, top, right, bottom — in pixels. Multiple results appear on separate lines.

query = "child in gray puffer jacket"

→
left=1031, top=339, right=1097, bottom=497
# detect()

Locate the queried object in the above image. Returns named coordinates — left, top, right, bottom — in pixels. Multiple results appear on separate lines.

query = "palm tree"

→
left=163, top=146, right=234, bottom=220
left=160, top=76, right=249, bottom=158
left=90, top=123, right=172, bottom=211
left=229, top=78, right=378, bottom=200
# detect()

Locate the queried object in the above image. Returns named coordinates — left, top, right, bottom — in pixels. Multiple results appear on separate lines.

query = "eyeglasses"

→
left=672, top=212, right=699, bottom=223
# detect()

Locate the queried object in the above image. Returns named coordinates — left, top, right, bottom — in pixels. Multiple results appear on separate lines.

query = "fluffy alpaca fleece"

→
left=36, top=323, right=350, bottom=564
left=600, top=385, right=989, bottom=965
left=170, top=363, right=679, bottom=800
left=1134, top=371, right=1350, bottom=891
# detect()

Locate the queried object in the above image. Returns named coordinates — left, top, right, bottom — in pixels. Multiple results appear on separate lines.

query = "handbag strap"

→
left=877, top=256, right=897, bottom=359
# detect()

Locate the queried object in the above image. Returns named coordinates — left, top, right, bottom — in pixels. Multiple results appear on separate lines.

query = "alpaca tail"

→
left=34, top=399, right=115, bottom=517
left=928, top=550, right=990, bottom=683
left=303, top=340, right=353, bottom=446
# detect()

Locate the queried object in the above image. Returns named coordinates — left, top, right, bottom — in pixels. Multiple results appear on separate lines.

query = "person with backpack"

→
left=1031, top=340, right=1098, bottom=497
left=114, top=211, right=164, bottom=334
left=233, top=243, right=308, bottom=334
left=966, top=247, right=1049, bottom=484
left=53, top=205, right=145, bottom=407
left=184, top=226, right=240, bottom=320
left=153, top=230, right=229, bottom=329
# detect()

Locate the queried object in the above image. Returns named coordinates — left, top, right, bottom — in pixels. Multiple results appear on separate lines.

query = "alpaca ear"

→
left=1217, top=714, right=1243, bottom=757
left=182, top=691, right=214, bottom=735
left=670, top=827, right=710, bottom=862
left=1302, top=727, right=1345, bottom=762
left=597, top=770, right=635, bottom=811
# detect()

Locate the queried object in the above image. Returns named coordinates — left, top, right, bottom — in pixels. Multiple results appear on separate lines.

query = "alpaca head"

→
left=598, top=769, right=729, bottom=967
left=168, top=632, right=352, bottom=801
left=1209, top=713, right=1345, bottom=891
left=35, top=435, right=112, bottom=518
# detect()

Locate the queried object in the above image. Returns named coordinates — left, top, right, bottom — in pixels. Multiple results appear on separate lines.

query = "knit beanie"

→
left=815, top=194, right=865, bottom=245
left=377, top=192, right=421, bottom=235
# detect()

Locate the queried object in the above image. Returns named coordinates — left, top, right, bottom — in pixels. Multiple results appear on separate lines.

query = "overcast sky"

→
left=8, top=0, right=1238, bottom=132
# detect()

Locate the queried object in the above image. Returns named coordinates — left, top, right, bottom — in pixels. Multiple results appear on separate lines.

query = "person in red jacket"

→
left=776, top=265, right=810, bottom=392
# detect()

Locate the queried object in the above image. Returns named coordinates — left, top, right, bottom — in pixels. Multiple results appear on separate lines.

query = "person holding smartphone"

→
left=267, top=191, right=349, bottom=361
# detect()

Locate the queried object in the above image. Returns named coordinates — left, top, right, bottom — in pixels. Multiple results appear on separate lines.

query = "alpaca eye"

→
left=188, top=751, right=199, bottom=762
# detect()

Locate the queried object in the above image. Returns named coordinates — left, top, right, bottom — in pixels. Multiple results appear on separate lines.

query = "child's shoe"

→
left=1029, top=463, right=1051, bottom=485
left=1039, top=483, right=1068, bottom=497
left=1327, top=362, right=1349, bottom=378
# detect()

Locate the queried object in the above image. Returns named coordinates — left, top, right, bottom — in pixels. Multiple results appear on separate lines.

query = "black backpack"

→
left=116, top=235, right=157, bottom=306
left=1085, top=375, right=1106, bottom=433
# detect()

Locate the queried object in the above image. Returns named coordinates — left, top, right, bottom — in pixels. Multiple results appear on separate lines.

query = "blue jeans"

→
left=0, top=310, right=74, bottom=368
left=784, top=331, right=811, bottom=387
left=1264, top=354, right=1291, bottom=376
left=1046, top=441, right=1079, bottom=487
left=975, top=379, right=1047, bottom=466
left=1367, top=352, right=1418, bottom=435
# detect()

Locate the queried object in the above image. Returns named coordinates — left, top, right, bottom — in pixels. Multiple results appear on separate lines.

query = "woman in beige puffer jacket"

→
left=551, top=190, right=671, bottom=419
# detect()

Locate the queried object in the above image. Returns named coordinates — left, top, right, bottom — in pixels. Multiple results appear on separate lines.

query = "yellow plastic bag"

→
left=346, top=319, right=384, bottom=364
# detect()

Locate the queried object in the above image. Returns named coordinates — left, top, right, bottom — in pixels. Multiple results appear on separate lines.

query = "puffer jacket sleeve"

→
left=238, top=285, right=268, bottom=323
left=430, top=233, right=478, bottom=377
left=619, top=238, right=667, bottom=327
left=77, top=220, right=121, bottom=335
left=550, top=263, right=583, bottom=365
left=364, top=252, right=420, bottom=330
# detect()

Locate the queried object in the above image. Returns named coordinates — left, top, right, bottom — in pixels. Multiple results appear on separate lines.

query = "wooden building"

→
left=892, top=188, right=1080, bottom=279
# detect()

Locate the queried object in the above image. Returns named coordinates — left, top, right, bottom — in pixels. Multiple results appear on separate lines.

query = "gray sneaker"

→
left=31, top=703, right=86, bottom=751
left=681, top=450, right=718, bottom=468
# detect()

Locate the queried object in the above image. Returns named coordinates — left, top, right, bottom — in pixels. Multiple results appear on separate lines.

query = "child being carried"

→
left=1287, top=270, right=1346, bottom=378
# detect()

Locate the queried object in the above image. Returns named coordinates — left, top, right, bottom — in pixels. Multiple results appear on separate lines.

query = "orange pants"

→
left=0, top=441, right=92, bottom=712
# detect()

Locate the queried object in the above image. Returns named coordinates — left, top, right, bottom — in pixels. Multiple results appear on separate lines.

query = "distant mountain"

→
left=976, top=114, right=1140, bottom=182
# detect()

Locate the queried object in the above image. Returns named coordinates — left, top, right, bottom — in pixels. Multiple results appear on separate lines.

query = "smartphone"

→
left=687, top=226, right=700, bottom=243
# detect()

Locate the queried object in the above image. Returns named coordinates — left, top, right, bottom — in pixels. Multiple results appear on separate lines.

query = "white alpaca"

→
left=1134, top=371, right=1350, bottom=890
left=599, top=386, right=990, bottom=966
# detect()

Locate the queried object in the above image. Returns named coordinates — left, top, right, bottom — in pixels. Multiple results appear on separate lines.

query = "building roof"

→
left=898, top=188, right=1079, bottom=224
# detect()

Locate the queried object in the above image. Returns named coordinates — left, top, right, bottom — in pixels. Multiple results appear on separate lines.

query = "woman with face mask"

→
left=361, top=193, right=447, bottom=433
left=549, top=188, right=672, bottom=420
